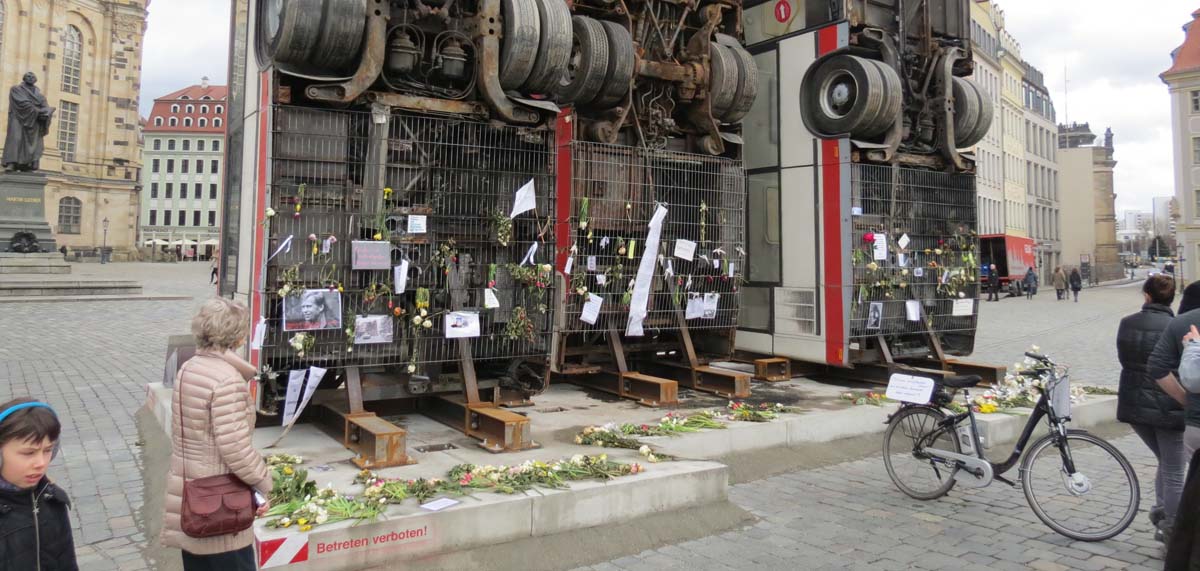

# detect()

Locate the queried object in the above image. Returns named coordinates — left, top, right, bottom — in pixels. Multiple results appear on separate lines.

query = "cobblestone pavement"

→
left=0, top=261, right=212, bottom=570
left=582, top=432, right=1165, bottom=571
left=972, top=275, right=1152, bottom=386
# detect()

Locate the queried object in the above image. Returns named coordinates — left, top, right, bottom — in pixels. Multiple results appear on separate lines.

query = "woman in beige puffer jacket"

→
left=161, top=298, right=272, bottom=571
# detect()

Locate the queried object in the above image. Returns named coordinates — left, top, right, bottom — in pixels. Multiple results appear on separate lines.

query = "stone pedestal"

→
left=0, top=171, right=56, bottom=254
left=0, top=252, right=70, bottom=274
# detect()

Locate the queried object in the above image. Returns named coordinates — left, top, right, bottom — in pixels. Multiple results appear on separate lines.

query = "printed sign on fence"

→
left=352, top=241, right=392, bottom=270
left=886, top=374, right=936, bottom=404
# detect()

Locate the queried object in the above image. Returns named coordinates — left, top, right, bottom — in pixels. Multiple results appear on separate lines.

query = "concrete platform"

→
left=0, top=279, right=143, bottom=297
left=0, top=293, right=188, bottom=303
left=0, top=252, right=70, bottom=274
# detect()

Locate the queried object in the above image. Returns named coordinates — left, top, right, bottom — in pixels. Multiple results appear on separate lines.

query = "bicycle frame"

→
left=902, top=368, right=1074, bottom=482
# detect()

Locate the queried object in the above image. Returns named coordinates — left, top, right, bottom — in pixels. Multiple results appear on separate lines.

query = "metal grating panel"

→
left=557, top=142, right=745, bottom=334
left=848, top=163, right=978, bottom=342
left=259, top=106, right=556, bottom=371
left=775, top=288, right=817, bottom=336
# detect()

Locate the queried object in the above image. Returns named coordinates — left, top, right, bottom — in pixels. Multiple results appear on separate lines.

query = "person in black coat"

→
left=1069, top=268, right=1083, bottom=302
left=987, top=264, right=1000, bottom=302
left=0, top=398, right=77, bottom=570
left=1166, top=447, right=1200, bottom=570
left=1117, top=274, right=1185, bottom=540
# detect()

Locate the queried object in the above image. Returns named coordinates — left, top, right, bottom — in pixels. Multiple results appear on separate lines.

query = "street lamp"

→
left=101, top=217, right=109, bottom=264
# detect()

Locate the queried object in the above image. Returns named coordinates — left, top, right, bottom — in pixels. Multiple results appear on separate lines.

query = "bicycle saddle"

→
left=940, top=374, right=982, bottom=388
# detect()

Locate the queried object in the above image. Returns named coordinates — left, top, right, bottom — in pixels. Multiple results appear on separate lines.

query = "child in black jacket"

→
left=0, top=398, right=77, bottom=571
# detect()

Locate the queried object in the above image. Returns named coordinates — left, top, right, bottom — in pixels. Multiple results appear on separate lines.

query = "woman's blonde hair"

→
left=192, top=297, right=250, bottom=351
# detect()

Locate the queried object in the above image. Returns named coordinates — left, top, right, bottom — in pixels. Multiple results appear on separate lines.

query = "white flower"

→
left=407, top=364, right=417, bottom=373
left=422, top=320, right=433, bottom=329
left=638, top=445, right=652, bottom=456
left=412, top=316, right=423, bottom=324
left=1031, top=345, right=1040, bottom=352
left=957, top=292, right=966, bottom=298
left=265, top=207, right=277, bottom=218
left=420, top=308, right=428, bottom=317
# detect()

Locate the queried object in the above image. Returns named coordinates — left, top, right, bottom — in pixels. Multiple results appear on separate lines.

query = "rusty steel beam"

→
left=640, top=360, right=751, bottom=399
left=314, top=398, right=415, bottom=469
left=753, top=358, right=791, bottom=383
left=564, top=370, right=679, bottom=407
left=364, top=91, right=489, bottom=118
left=475, top=0, right=540, bottom=124
left=424, top=395, right=537, bottom=452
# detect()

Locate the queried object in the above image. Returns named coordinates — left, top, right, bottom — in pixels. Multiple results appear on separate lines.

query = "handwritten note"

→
left=581, top=294, right=603, bottom=325
left=352, top=241, right=391, bottom=270
left=587, top=256, right=597, bottom=272
left=886, top=374, right=935, bottom=405
left=674, top=239, right=697, bottom=261
left=484, top=289, right=500, bottom=309
left=873, top=234, right=888, bottom=261
left=510, top=179, right=536, bottom=218
left=952, top=299, right=974, bottom=316
left=407, top=215, right=427, bottom=234
left=393, top=260, right=409, bottom=294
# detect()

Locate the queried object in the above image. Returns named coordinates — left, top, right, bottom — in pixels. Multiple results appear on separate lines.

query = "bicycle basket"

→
left=1047, top=370, right=1071, bottom=418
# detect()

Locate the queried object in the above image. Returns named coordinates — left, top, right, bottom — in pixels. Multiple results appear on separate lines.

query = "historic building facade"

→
left=139, top=80, right=228, bottom=259
left=0, top=0, right=147, bottom=259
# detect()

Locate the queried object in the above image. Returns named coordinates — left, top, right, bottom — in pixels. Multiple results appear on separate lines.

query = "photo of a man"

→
left=284, top=290, right=342, bottom=331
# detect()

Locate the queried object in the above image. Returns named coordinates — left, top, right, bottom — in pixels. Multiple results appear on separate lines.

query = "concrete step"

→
left=0, top=280, right=143, bottom=297
left=0, top=294, right=188, bottom=303
left=0, top=266, right=70, bottom=274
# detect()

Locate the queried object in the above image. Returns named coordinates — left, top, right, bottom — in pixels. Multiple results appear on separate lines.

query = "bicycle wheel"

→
left=1020, top=430, right=1140, bottom=541
left=883, top=406, right=960, bottom=500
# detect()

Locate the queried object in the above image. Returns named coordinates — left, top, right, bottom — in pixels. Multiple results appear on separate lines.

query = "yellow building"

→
left=0, top=0, right=148, bottom=260
left=999, top=26, right=1027, bottom=237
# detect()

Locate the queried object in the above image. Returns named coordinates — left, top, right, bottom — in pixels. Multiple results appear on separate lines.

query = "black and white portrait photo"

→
left=866, top=302, right=883, bottom=330
left=354, top=314, right=394, bottom=344
left=283, top=289, right=343, bottom=332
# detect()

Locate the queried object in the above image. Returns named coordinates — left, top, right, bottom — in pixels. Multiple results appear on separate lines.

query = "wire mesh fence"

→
left=260, top=106, right=556, bottom=371
left=557, top=142, right=745, bottom=335
left=848, top=163, right=978, bottom=345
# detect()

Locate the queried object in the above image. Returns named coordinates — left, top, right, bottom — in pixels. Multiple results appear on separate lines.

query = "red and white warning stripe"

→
left=258, top=534, right=309, bottom=568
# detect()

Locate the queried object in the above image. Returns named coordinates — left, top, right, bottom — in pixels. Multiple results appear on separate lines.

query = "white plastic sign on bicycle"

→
left=886, top=374, right=936, bottom=404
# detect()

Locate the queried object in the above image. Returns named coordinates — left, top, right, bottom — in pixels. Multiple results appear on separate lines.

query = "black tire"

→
left=883, top=406, right=960, bottom=500
left=952, top=77, right=981, bottom=147
left=307, top=0, right=367, bottom=73
left=265, top=0, right=325, bottom=67
left=1021, top=430, right=1140, bottom=542
left=715, top=34, right=758, bottom=123
left=800, top=54, right=890, bottom=139
left=962, top=78, right=993, bottom=148
left=522, top=0, right=572, bottom=94
left=709, top=43, right=739, bottom=119
left=500, top=0, right=541, bottom=90
left=867, top=59, right=903, bottom=135
left=559, top=16, right=609, bottom=104
left=589, top=21, right=636, bottom=108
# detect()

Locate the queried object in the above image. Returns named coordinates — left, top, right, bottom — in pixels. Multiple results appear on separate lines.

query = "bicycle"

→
left=881, top=352, right=1140, bottom=541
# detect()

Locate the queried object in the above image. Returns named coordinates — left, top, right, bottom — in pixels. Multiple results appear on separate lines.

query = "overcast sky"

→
left=141, top=1, right=1190, bottom=212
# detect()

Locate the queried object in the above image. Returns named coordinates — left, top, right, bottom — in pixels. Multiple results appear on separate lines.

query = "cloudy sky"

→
left=142, top=1, right=1190, bottom=212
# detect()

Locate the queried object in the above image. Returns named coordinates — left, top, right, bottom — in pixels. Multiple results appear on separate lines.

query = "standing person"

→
left=1052, top=266, right=1067, bottom=301
left=987, top=264, right=1000, bottom=302
left=1118, top=275, right=1184, bottom=542
left=1023, top=267, right=1038, bottom=300
left=0, top=398, right=77, bottom=570
left=162, top=298, right=272, bottom=570
left=58, top=244, right=67, bottom=261
left=209, top=253, right=219, bottom=285
left=1069, top=268, right=1083, bottom=302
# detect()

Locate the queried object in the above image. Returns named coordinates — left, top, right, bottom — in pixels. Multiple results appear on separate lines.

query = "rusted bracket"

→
left=935, top=46, right=969, bottom=171
left=683, top=4, right=728, bottom=155
left=424, top=394, right=537, bottom=452
left=753, top=357, right=791, bottom=382
left=476, top=0, right=541, bottom=124
left=307, top=2, right=390, bottom=103
left=364, top=91, right=489, bottom=118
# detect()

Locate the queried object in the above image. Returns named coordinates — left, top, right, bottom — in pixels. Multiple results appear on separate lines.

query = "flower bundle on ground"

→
left=721, top=401, right=797, bottom=422
left=840, top=391, right=889, bottom=407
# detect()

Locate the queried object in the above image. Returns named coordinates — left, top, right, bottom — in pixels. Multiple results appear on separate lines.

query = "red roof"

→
left=145, top=84, right=229, bottom=134
left=1162, top=9, right=1200, bottom=78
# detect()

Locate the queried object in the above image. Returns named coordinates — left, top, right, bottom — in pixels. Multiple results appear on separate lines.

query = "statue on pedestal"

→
left=2, top=72, right=55, bottom=172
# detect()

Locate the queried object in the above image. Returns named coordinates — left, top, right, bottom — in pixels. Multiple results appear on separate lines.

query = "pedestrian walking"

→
left=58, top=244, right=67, bottom=261
left=1023, top=267, right=1037, bottom=300
left=162, top=298, right=272, bottom=571
left=987, top=264, right=1000, bottom=302
left=0, top=397, right=78, bottom=570
left=1069, top=268, right=1083, bottom=302
left=1052, top=266, right=1067, bottom=301
left=1118, top=275, right=1185, bottom=542
left=209, top=253, right=219, bottom=285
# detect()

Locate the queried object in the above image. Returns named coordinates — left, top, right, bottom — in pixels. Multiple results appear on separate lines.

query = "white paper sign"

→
left=685, top=294, right=704, bottom=319
left=627, top=204, right=668, bottom=336
left=596, top=273, right=607, bottom=286
left=664, top=259, right=674, bottom=277
left=873, top=234, right=888, bottom=261
left=421, top=497, right=460, bottom=512
left=941, top=269, right=951, bottom=284
left=587, top=256, right=597, bottom=272
left=564, top=256, right=574, bottom=275
left=445, top=311, right=481, bottom=338
left=484, top=288, right=500, bottom=309
left=251, top=317, right=267, bottom=350
left=393, top=260, right=409, bottom=294
left=702, top=293, right=719, bottom=319
left=282, top=370, right=305, bottom=425
left=321, top=236, right=334, bottom=254
left=728, top=263, right=736, bottom=278
left=407, top=214, right=427, bottom=234
left=897, top=253, right=907, bottom=267
left=952, top=298, right=974, bottom=317
left=510, top=179, right=536, bottom=218
left=581, top=294, right=603, bottom=324
left=914, top=267, right=925, bottom=278
left=886, top=373, right=936, bottom=405
left=302, top=366, right=325, bottom=409
left=713, top=258, right=721, bottom=270
left=674, top=239, right=697, bottom=261
left=600, top=236, right=610, bottom=248
left=851, top=206, right=863, bottom=216
left=898, top=234, right=911, bottom=250
left=905, top=300, right=921, bottom=322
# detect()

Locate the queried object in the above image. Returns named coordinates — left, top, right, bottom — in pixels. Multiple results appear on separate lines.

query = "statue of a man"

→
left=2, top=72, right=55, bottom=172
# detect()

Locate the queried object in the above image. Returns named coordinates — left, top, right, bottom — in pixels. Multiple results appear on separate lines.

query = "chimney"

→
left=201, top=76, right=210, bottom=89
